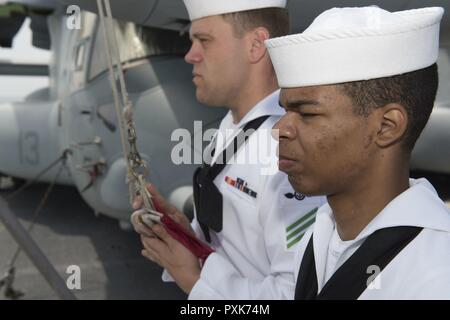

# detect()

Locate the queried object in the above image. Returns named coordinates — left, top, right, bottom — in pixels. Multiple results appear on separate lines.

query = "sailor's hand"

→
left=140, top=224, right=200, bottom=294
left=132, top=184, right=194, bottom=236
left=130, top=209, right=157, bottom=238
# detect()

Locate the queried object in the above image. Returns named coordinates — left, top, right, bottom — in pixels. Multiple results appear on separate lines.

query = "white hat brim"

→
left=266, top=7, right=444, bottom=88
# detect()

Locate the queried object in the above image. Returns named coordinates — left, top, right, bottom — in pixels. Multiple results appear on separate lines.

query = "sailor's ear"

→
left=247, top=27, right=270, bottom=64
left=374, top=103, right=408, bottom=148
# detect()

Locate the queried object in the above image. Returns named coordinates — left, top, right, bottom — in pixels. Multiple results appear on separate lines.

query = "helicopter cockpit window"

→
left=74, top=40, right=87, bottom=71
left=70, top=12, right=96, bottom=90
left=89, top=20, right=190, bottom=81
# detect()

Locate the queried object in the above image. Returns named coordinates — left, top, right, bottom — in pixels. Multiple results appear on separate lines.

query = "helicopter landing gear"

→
left=0, top=173, right=24, bottom=192
left=119, top=220, right=133, bottom=232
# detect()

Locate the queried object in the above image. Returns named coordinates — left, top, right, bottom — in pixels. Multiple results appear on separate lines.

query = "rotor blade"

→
left=0, top=0, right=58, bottom=9
left=0, top=62, right=49, bottom=76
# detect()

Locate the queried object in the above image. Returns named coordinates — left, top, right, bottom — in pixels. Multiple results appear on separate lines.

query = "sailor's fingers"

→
left=131, top=210, right=156, bottom=237
left=141, top=249, right=154, bottom=261
left=146, top=184, right=178, bottom=214
left=142, top=237, right=164, bottom=252
left=132, top=195, right=144, bottom=210
left=146, top=185, right=188, bottom=229
left=141, top=248, right=159, bottom=265
left=140, top=234, right=158, bottom=247
left=151, top=223, right=176, bottom=247
left=141, top=234, right=169, bottom=265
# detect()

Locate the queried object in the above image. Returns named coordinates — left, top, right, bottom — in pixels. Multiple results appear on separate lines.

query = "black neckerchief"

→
left=295, top=226, right=423, bottom=300
left=193, top=116, right=270, bottom=242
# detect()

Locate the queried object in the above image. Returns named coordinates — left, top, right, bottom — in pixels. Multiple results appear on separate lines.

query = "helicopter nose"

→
left=0, top=100, right=66, bottom=183
left=0, top=102, right=20, bottom=173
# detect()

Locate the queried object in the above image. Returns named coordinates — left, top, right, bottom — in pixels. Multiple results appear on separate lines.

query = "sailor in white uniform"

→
left=131, top=0, right=326, bottom=299
left=266, top=6, right=450, bottom=299
left=187, top=91, right=325, bottom=300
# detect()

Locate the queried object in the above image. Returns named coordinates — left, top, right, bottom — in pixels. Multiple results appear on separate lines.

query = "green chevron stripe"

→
left=287, top=232, right=307, bottom=249
left=286, top=215, right=316, bottom=241
left=286, top=207, right=318, bottom=233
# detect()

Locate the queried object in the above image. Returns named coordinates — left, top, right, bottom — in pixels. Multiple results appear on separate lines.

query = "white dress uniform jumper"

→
left=188, top=91, right=326, bottom=299
left=265, top=6, right=449, bottom=299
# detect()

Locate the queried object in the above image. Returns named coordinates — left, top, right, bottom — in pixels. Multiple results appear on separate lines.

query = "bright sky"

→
left=0, top=18, right=50, bottom=101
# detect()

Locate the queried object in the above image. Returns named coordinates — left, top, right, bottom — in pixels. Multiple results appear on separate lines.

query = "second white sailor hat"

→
left=265, top=6, right=444, bottom=88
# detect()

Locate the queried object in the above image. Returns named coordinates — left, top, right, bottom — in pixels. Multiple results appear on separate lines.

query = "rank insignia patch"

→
left=286, top=207, right=318, bottom=249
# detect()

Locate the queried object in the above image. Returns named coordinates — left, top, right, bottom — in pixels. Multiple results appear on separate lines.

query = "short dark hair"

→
left=340, top=64, right=439, bottom=152
left=221, top=7, right=290, bottom=39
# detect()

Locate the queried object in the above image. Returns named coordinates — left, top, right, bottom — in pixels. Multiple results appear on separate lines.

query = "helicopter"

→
left=0, top=0, right=449, bottom=229
left=0, top=0, right=228, bottom=228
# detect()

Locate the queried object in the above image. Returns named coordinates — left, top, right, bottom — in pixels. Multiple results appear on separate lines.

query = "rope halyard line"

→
left=6, top=151, right=70, bottom=200
left=96, top=0, right=157, bottom=214
left=8, top=161, right=67, bottom=266
left=1, top=153, right=69, bottom=299
left=96, top=0, right=129, bottom=175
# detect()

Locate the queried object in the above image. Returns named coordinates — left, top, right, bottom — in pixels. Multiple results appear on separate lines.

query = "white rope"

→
left=95, top=0, right=129, bottom=172
left=103, top=0, right=133, bottom=120
left=101, top=0, right=144, bottom=199
left=96, top=0, right=161, bottom=221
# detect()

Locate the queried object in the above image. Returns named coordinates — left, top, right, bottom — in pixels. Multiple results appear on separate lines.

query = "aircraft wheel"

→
left=119, top=220, right=133, bottom=232
left=0, top=173, right=25, bottom=192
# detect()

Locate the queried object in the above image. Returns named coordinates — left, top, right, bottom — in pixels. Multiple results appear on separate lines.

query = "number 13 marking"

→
left=19, top=131, right=40, bottom=166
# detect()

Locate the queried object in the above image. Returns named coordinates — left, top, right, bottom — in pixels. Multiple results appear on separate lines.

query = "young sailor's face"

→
left=274, top=85, right=378, bottom=197
left=185, top=15, right=248, bottom=107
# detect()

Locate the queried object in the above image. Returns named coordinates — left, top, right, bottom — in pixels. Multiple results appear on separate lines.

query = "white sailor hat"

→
left=183, top=0, right=287, bottom=21
left=265, top=6, right=444, bottom=88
